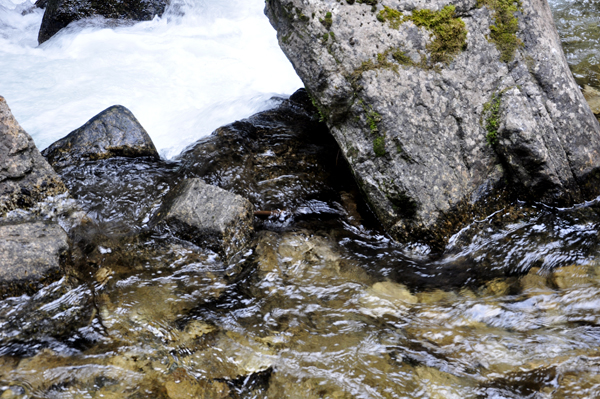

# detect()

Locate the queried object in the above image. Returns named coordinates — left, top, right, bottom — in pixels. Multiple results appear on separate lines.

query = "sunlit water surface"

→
left=1, top=0, right=600, bottom=398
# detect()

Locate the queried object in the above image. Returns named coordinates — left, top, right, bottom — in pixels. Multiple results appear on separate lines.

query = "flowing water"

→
left=2, top=1, right=600, bottom=398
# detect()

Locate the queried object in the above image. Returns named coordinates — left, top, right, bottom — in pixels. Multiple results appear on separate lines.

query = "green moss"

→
left=377, top=6, right=403, bottom=29
left=483, top=93, right=502, bottom=145
left=320, top=11, right=333, bottom=30
left=282, top=33, right=291, bottom=44
left=478, top=0, right=522, bottom=62
left=373, top=136, right=386, bottom=157
left=295, top=7, right=309, bottom=22
left=405, top=5, right=467, bottom=64
left=322, top=32, right=329, bottom=43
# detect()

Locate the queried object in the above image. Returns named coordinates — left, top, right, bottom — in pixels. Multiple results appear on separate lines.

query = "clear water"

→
left=1, top=0, right=600, bottom=398
left=0, top=0, right=302, bottom=157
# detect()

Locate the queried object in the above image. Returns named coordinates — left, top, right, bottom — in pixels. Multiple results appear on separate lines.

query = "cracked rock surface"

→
left=265, top=0, right=600, bottom=246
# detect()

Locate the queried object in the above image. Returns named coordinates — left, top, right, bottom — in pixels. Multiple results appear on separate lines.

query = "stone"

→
left=265, top=0, right=600, bottom=248
left=0, top=96, right=67, bottom=215
left=161, top=178, right=254, bottom=259
left=38, top=0, right=169, bottom=44
left=0, top=222, right=69, bottom=296
left=42, top=105, right=159, bottom=169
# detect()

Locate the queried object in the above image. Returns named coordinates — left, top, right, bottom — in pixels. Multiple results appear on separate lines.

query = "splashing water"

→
left=0, top=0, right=302, bottom=158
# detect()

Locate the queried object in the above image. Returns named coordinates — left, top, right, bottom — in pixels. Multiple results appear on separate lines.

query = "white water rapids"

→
left=0, top=0, right=302, bottom=158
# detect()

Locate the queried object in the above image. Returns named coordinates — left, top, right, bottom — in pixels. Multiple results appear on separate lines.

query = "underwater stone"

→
left=0, top=96, right=67, bottom=214
left=42, top=105, right=159, bottom=169
left=0, top=222, right=69, bottom=297
left=265, top=0, right=600, bottom=248
left=38, top=0, right=169, bottom=44
left=162, top=178, right=254, bottom=259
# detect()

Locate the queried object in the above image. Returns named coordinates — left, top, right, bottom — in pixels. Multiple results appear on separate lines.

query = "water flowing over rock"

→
left=42, top=105, right=159, bottom=168
left=265, top=0, right=600, bottom=247
left=0, top=96, right=67, bottom=215
left=161, top=178, right=254, bottom=259
left=38, top=0, right=169, bottom=44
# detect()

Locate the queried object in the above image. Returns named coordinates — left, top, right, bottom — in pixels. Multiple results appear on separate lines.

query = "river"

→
left=1, top=0, right=600, bottom=398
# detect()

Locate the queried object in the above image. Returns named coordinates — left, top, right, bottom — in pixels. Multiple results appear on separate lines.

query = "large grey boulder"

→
left=42, top=105, right=159, bottom=169
left=38, top=0, right=169, bottom=44
left=0, top=96, right=67, bottom=215
left=161, top=178, right=254, bottom=259
left=0, top=222, right=69, bottom=297
left=265, top=0, right=600, bottom=246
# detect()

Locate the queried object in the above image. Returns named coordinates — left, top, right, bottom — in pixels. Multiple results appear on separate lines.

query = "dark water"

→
left=2, top=3, right=600, bottom=398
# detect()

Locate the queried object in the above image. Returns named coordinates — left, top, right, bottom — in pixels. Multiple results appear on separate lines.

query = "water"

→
left=0, top=0, right=302, bottom=157
left=2, top=0, right=600, bottom=398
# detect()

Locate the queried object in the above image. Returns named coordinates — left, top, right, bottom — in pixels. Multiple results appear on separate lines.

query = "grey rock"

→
left=162, top=178, right=254, bottom=259
left=0, top=96, right=67, bottom=215
left=265, top=0, right=600, bottom=247
left=0, top=222, right=69, bottom=297
left=38, top=0, right=169, bottom=44
left=42, top=105, right=159, bottom=169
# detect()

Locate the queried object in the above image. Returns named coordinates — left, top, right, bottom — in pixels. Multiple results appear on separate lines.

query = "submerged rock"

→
left=0, top=222, right=69, bottom=297
left=38, top=0, right=169, bottom=43
left=161, top=178, right=254, bottom=259
left=0, top=96, right=67, bottom=215
left=265, top=0, right=600, bottom=247
left=42, top=105, right=159, bottom=169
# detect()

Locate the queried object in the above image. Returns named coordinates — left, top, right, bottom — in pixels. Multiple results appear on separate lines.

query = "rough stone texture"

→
left=0, top=222, right=69, bottom=297
left=265, top=0, right=600, bottom=246
left=0, top=96, right=67, bottom=215
left=38, top=0, right=169, bottom=44
left=42, top=105, right=159, bottom=169
left=161, top=178, right=254, bottom=259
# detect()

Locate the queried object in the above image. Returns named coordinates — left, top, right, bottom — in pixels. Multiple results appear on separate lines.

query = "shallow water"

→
left=2, top=0, right=600, bottom=398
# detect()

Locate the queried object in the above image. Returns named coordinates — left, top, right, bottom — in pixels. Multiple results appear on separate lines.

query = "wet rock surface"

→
left=0, top=222, right=69, bottom=298
left=265, top=0, right=600, bottom=247
left=4, top=89, right=600, bottom=396
left=38, top=0, right=169, bottom=43
left=161, top=178, right=254, bottom=259
left=0, top=96, right=67, bottom=215
left=42, top=105, right=159, bottom=169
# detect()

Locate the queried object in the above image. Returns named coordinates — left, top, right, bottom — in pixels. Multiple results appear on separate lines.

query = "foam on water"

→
left=0, top=0, right=302, bottom=158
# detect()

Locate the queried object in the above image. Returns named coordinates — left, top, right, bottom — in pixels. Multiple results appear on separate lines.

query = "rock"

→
left=0, top=222, right=69, bottom=296
left=42, top=105, right=159, bottom=169
left=177, top=89, right=359, bottom=227
left=34, top=0, right=48, bottom=8
left=0, top=96, right=67, bottom=215
left=161, top=178, right=254, bottom=259
left=265, top=0, right=600, bottom=247
left=38, top=0, right=169, bottom=43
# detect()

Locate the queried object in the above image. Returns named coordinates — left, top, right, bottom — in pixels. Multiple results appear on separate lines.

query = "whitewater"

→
left=0, top=0, right=303, bottom=158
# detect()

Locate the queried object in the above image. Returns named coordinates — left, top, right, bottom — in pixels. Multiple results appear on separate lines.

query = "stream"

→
left=2, top=0, right=600, bottom=398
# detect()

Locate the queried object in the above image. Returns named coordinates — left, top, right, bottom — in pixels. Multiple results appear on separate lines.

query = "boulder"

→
left=0, top=96, right=67, bottom=215
left=38, top=0, right=169, bottom=44
left=42, top=105, right=159, bottom=169
left=265, top=0, right=600, bottom=247
left=0, top=222, right=69, bottom=297
left=161, top=178, right=254, bottom=259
